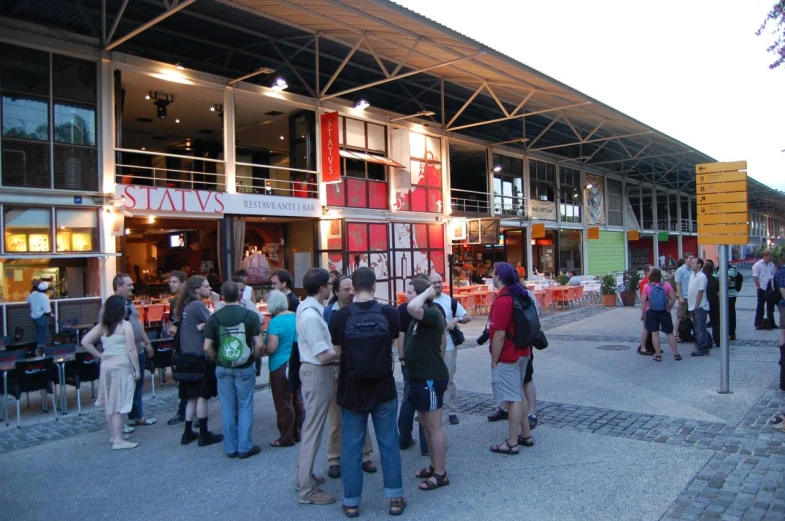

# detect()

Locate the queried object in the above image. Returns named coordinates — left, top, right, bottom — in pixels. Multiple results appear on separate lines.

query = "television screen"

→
left=170, top=233, right=186, bottom=249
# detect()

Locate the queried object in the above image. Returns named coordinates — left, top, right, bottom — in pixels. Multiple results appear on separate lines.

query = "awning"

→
left=339, top=149, right=405, bottom=168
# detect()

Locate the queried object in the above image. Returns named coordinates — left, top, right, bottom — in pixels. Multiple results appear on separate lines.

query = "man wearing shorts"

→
left=674, top=253, right=694, bottom=340
left=640, top=268, right=681, bottom=361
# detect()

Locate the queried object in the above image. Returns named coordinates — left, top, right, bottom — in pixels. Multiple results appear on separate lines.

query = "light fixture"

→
left=210, top=103, right=224, bottom=118
left=145, top=94, right=151, bottom=100
left=175, top=118, right=180, bottom=123
left=354, top=99, right=370, bottom=111
left=175, top=63, right=184, bottom=70
left=586, top=183, right=594, bottom=189
left=147, top=216, right=156, bottom=224
left=279, top=135, right=285, bottom=140
left=493, top=166, right=502, bottom=173
left=141, top=147, right=146, bottom=151
left=271, top=77, right=288, bottom=91
left=125, top=228, right=131, bottom=235
left=148, top=91, right=176, bottom=119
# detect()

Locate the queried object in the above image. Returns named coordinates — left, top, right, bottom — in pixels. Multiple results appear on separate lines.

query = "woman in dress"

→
left=81, top=295, right=140, bottom=450
left=263, top=290, right=304, bottom=447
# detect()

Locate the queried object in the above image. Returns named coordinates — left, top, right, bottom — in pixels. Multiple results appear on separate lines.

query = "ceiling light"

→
left=493, top=166, right=502, bottom=172
left=147, top=216, right=155, bottom=224
left=145, top=94, right=150, bottom=100
left=280, top=135, right=285, bottom=140
left=141, top=147, right=146, bottom=151
left=175, top=118, right=180, bottom=123
left=354, top=99, right=370, bottom=111
left=210, top=106, right=215, bottom=111
left=148, top=91, right=175, bottom=119
left=271, top=77, right=288, bottom=91
left=586, top=183, right=593, bottom=189
left=125, top=228, right=131, bottom=235
left=175, top=63, right=184, bottom=70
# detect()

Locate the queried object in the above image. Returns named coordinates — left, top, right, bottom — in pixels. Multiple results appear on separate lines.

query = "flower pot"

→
left=620, top=291, right=637, bottom=307
left=602, top=293, right=617, bottom=307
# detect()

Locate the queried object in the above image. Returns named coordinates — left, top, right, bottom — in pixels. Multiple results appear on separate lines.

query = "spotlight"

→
left=271, top=77, right=288, bottom=91
left=354, top=99, right=370, bottom=110
left=154, top=99, right=170, bottom=118
left=493, top=166, right=502, bottom=172
left=210, top=104, right=224, bottom=118
left=145, top=93, right=151, bottom=100
left=586, top=183, right=594, bottom=189
left=175, top=118, right=180, bottom=123
left=148, top=91, right=176, bottom=119
left=210, top=106, right=215, bottom=111
left=280, top=135, right=285, bottom=140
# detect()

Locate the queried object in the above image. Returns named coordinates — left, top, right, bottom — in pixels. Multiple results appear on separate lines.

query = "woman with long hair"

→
left=263, top=290, right=304, bottom=447
left=82, top=295, right=141, bottom=450
left=406, top=277, right=450, bottom=491
left=175, top=275, right=223, bottom=447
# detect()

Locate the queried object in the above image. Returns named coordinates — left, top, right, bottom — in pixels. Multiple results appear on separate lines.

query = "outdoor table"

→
left=62, top=323, right=95, bottom=348
left=0, top=353, right=75, bottom=420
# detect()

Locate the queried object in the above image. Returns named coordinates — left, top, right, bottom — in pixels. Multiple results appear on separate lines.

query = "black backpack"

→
left=501, top=293, right=541, bottom=349
left=767, top=270, right=782, bottom=304
left=344, top=302, right=393, bottom=379
left=734, top=271, right=743, bottom=292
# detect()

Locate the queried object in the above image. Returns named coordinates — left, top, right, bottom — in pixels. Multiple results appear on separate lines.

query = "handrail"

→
left=236, top=161, right=318, bottom=175
left=115, top=148, right=225, bottom=164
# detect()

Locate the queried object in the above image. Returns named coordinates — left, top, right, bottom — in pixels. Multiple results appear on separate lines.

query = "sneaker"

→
left=690, top=349, right=710, bottom=357
left=238, top=445, right=261, bottom=459
left=198, top=432, right=224, bottom=447
left=487, top=408, right=508, bottom=422
left=122, top=425, right=136, bottom=434
left=109, top=434, right=131, bottom=443
left=299, top=488, right=336, bottom=505
left=528, top=414, right=538, bottom=430
left=180, top=431, right=199, bottom=445
left=112, top=440, right=138, bottom=450
left=167, top=415, right=184, bottom=426
left=448, top=415, right=460, bottom=425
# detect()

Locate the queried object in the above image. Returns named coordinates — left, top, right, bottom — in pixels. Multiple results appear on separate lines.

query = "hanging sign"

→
left=320, top=112, right=341, bottom=184
left=628, top=230, right=640, bottom=241
left=587, top=227, right=600, bottom=240
left=531, top=223, right=546, bottom=239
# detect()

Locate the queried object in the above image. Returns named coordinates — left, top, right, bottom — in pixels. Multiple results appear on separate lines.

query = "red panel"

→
left=326, top=180, right=344, bottom=206
left=347, top=223, right=368, bottom=251
left=320, top=112, right=341, bottom=183
left=427, top=188, right=442, bottom=213
left=425, top=159, right=441, bottom=187
left=682, top=236, right=698, bottom=258
left=369, top=223, right=388, bottom=251
left=346, top=178, right=368, bottom=208
left=368, top=180, right=388, bottom=209
left=428, top=223, right=444, bottom=248
left=410, top=187, right=426, bottom=212
left=413, top=224, right=429, bottom=249
left=430, top=250, right=445, bottom=275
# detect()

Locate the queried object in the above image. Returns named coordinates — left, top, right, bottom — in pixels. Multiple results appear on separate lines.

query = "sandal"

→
left=490, top=440, right=519, bottom=455
left=419, top=472, right=449, bottom=491
left=517, top=435, right=535, bottom=447
left=389, top=497, right=407, bottom=516
left=653, top=355, right=662, bottom=362
left=769, top=412, right=785, bottom=424
left=342, top=505, right=359, bottom=518
left=674, top=354, right=683, bottom=361
left=415, top=466, right=434, bottom=479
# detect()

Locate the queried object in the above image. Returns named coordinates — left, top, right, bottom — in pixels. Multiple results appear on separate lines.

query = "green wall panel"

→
left=587, top=230, right=625, bottom=275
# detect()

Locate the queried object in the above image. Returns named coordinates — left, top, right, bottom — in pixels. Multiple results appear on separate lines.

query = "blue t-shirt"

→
left=266, top=313, right=297, bottom=372
left=676, top=264, right=692, bottom=298
left=773, top=266, right=785, bottom=308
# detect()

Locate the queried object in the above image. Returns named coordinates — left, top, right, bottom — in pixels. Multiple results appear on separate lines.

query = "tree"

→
left=757, top=2, right=785, bottom=69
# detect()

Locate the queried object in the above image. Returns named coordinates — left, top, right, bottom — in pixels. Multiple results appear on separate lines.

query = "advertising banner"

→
left=320, top=111, right=341, bottom=184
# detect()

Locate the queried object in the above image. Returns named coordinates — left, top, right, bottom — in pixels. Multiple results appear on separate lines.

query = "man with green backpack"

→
left=204, top=281, right=264, bottom=459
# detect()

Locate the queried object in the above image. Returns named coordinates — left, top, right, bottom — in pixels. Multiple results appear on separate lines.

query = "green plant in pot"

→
left=621, top=269, right=641, bottom=306
left=556, top=273, right=569, bottom=286
left=600, top=273, right=618, bottom=307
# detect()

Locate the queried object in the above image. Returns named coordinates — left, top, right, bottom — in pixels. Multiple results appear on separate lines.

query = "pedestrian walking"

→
left=641, top=268, right=681, bottom=361
left=753, top=251, right=777, bottom=329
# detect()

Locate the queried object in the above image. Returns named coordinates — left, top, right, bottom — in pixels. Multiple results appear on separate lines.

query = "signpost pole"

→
left=718, top=245, right=731, bottom=394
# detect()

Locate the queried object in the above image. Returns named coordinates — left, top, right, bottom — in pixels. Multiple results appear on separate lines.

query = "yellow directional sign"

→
left=697, top=202, right=748, bottom=215
left=697, top=192, right=747, bottom=204
left=696, top=171, right=747, bottom=184
left=695, top=161, right=747, bottom=174
left=696, top=181, right=747, bottom=195
left=698, top=235, right=749, bottom=245
left=698, top=224, right=748, bottom=235
left=697, top=213, right=748, bottom=225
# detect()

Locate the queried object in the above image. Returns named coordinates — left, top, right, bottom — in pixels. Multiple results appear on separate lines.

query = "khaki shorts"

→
left=676, top=301, right=688, bottom=321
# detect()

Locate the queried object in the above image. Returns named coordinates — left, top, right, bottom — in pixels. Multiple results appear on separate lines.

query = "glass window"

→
left=55, top=208, right=98, bottom=252
left=345, top=158, right=366, bottom=179
left=4, top=207, right=52, bottom=253
left=1, top=44, right=49, bottom=95
left=2, top=95, right=49, bottom=141
left=559, top=167, right=582, bottom=223
left=607, top=178, right=623, bottom=226
left=52, top=54, right=96, bottom=103
left=53, top=102, right=96, bottom=146
left=558, top=229, right=582, bottom=274
left=529, top=159, right=555, bottom=203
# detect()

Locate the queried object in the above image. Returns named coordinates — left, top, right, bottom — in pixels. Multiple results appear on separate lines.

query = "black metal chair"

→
left=5, top=358, right=58, bottom=427
left=60, top=352, right=100, bottom=415
left=11, top=342, right=38, bottom=358
left=12, top=327, right=24, bottom=342
left=151, top=338, right=175, bottom=386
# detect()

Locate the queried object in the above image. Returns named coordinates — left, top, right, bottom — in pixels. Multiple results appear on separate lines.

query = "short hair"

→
left=643, top=265, right=652, bottom=275
left=352, top=267, right=376, bottom=293
left=221, top=281, right=240, bottom=303
left=266, top=289, right=288, bottom=315
left=411, top=273, right=430, bottom=283
left=273, top=269, right=293, bottom=289
left=695, top=258, right=704, bottom=269
left=684, top=252, right=694, bottom=259
left=410, top=278, right=431, bottom=296
left=113, top=273, right=130, bottom=291
left=329, top=270, right=340, bottom=280
left=762, top=250, right=772, bottom=257
left=570, top=270, right=578, bottom=277
left=303, top=268, right=329, bottom=296
left=231, top=276, right=245, bottom=285
left=677, top=258, right=685, bottom=268
left=234, top=269, right=247, bottom=277
left=169, top=270, right=187, bottom=283
left=649, top=267, right=662, bottom=283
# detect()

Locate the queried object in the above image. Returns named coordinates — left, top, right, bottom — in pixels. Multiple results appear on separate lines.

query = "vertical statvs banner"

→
left=320, top=112, right=341, bottom=184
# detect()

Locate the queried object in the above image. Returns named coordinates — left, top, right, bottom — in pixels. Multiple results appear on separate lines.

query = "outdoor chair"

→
left=151, top=338, right=175, bottom=386
left=5, top=358, right=58, bottom=428
left=12, top=342, right=38, bottom=358
left=12, top=327, right=24, bottom=343
left=145, top=305, right=166, bottom=327
left=541, top=291, right=555, bottom=314
left=58, top=352, right=100, bottom=415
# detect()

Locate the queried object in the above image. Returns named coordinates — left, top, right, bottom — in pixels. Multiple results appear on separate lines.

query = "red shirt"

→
left=488, top=286, right=531, bottom=362
left=638, top=276, right=649, bottom=295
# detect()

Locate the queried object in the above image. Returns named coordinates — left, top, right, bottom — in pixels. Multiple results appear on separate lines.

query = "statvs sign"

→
left=119, top=185, right=226, bottom=214
left=320, top=111, right=341, bottom=184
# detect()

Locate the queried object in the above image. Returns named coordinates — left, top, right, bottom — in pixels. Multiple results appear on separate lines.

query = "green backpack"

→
left=217, top=321, right=251, bottom=368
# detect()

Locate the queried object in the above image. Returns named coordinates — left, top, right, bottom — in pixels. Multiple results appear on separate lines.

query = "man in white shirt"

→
left=752, top=250, right=777, bottom=329
left=27, top=281, right=52, bottom=347
left=295, top=268, right=339, bottom=506
left=659, top=255, right=666, bottom=269
left=674, top=253, right=694, bottom=340
left=688, top=258, right=711, bottom=356
left=234, top=269, right=254, bottom=302
left=429, top=272, right=471, bottom=425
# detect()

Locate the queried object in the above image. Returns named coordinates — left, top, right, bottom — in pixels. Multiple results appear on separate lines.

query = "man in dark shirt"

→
left=329, top=267, right=404, bottom=516
left=272, top=269, right=300, bottom=312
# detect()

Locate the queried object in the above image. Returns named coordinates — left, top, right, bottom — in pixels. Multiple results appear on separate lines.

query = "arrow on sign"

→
left=698, top=166, right=705, bottom=171
left=700, top=196, right=706, bottom=202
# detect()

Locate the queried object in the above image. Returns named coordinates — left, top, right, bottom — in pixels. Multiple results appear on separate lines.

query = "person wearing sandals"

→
left=263, top=289, right=304, bottom=447
left=487, top=262, right=534, bottom=456
left=405, top=278, right=450, bottom=492
left=329, top=268, right=405, bottom=517
left=82, top=295, right=141, bottom=450
left=640, top=268, right=681, bottom=362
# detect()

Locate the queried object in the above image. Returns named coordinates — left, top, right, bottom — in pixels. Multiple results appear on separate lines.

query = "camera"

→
left=476, top=328, right=490, bottom=345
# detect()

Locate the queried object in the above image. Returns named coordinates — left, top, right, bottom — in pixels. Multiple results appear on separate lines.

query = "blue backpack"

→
left=649, top=283, right=667, bottom=312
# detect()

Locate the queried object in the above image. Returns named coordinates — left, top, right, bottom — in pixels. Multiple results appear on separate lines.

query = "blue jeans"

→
left=33, top=315, right=49, bottom=346
left=215, top=364, right=256, bottom=454
left=398, top=365, right=427, bottom=453
left=692, top=308, right=710, bottom=352
left=341, top=398, right=403, bottom=507
left=128, top=351, right=145, bottom=420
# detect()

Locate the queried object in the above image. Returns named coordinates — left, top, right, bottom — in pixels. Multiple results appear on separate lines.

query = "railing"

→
left=451, top=188, right=491, bottom=214
left=235, top=161, right=319, bottom=198
left=494, top=195, right=527, bottom=217
left=1, top=297, right=102, bottom=345
left=115, top=149, right=225, bottom=191
left=680, top=219, right=697, bottom=233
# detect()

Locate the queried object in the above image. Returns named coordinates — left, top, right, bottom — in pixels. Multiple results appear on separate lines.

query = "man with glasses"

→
left=272, top=269, right=300, bottom=312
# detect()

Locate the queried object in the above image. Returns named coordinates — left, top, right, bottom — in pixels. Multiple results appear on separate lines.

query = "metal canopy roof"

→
left=3, top=0, right=784, bottom=220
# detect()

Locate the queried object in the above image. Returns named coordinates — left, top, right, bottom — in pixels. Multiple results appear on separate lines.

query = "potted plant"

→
left=600, top=273, right=618, bottom=307
left=556, top=273, right=569, bottom=286
left=620, top=269, right=641, bottom=307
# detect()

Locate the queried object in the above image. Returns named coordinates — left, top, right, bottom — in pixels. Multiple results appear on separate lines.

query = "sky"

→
left=394, top=0, right=785, bottom=191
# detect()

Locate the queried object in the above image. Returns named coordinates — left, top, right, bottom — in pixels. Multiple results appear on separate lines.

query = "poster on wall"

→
left=585, top=174, right=606, bottom=225
left=450, top=220, right=467, bottom=241
left=529, top=200, right=557, bottom=221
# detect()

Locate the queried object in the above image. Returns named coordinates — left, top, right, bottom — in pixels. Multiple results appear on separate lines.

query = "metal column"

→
left=718, top=245, right=731, bottom=394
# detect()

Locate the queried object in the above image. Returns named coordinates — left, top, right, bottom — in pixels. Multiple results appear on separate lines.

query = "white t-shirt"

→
left=432, top=292, right=468, bottom=352
left=752, top=259, right=776, bottom=290
left=687, top=271, right=709, bottom=311
left=243, top=285, right=253, bottom=302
